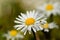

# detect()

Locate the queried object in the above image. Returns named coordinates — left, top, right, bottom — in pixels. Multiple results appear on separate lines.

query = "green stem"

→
left=50, top=14, right=53, bottom=22
left=31, top=28, right=40, bottom=40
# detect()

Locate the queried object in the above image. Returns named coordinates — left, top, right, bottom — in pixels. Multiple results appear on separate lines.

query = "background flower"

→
left=36, top=2, right=60, bottom=17
left=3, top=30, right=24, bottom=40
left=40, top=21, right=58, bottom=32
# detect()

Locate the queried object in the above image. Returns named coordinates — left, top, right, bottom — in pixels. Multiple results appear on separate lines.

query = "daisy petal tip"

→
left=44, top=29, right=49, bottom=32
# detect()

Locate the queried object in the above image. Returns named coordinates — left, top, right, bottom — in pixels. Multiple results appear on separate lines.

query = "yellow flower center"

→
left=41, top=23, right=49, bottom=29
left=45, top=4, right=54, bottom=11
left=10, top=30, right=17, bottom=36
left=25, top=18, right=35, bottom=26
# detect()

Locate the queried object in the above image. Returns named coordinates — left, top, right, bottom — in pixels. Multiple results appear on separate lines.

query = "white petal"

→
left=21, top=13, right=27, bottom=19
left=16, top=34, right=24, bottom=38
left=3, top=34, right=8, bottom=37
left=35, top=21, right=40, bottom=24
left=24, top=30, right=27, bottom=35
left=36, top=17, right=41, bottom=21
left=14, top=25, right=24, bottom=30
left=14, top=25, right=24, bottom=28
left=28, top=25, right=33, bottom=34
left=16, top=18, right=20, bottom=21
left=32, top=10, right=35, bottom=14
left=49, top=22, right=58, bottom=29
left=41, top=18, right=47, bottom=21
left=19, top=35, right=24, bottom=38
left=34, top=12, right=38, bottom=19
left=28, top=26, right=31, bottom=34
left=6, top=36, right=11, bottom=40
left=31, top=10, right=35, bottom=18
left=17, top=26, right=24, bottom=30
left=29, top=31, right=31, bottom=34
left=36, top=15, right=44, bottom=21
left=16, top=18, right=24, bottom=22
left=39, top=26, right=43, bottom=30
left=21, top=26, right=27, bottom=32
left=46, top=11, right=52, bottom=17
left=29, top=11, right=33, bottom=17
left=14, top=20, right=22, bottom=24
left=44, top=29, right=49, bottom=32
left=32, top=27, right=36, bottom=32
left=34, top=25, right=40, bottom=31
left=54, top=2, right=59, bottom=7
left=40, top=20, right=47, bottom=24
left=18, top=15, right=25, bottom=21
left=27, top=11, right=30, bottom=18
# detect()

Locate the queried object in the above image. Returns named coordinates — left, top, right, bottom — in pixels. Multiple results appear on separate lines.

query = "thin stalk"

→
left=31, top=28, right=40, bottom=40
left=50, top=14, right=53, bottom=22
left=35, top=33, right=40, bottom=40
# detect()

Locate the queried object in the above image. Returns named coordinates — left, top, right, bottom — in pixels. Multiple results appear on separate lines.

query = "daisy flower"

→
left=3, top=30, right=24, bottom=40
left=14, top=10, right=46, bottom=35
left=37, top=2, right=60, bottom=17
left=40, top=21, right=58, bottom=32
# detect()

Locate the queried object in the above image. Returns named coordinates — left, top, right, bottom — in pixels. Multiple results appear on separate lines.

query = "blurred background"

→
left=0, top=0, right=60, bottom=40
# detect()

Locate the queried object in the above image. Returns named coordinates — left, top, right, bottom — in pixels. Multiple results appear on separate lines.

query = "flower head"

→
left=3, top=30, right=24, bottom=40
left=37, top=2, right=60, bottom=17
left=9, top=30, right=17, bottom=37
left=14, top=10, right=46, bottom=35
left=40, top=21, right=58, bottom=32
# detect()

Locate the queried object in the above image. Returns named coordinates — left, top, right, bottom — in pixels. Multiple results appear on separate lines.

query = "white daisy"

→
left=37, top=2, right=60, bottom=17
left=40, top=21, right=58, bottom=32
left=14, top=10, right=46, bottom=35
left=3, top=30, right=24, bottom=40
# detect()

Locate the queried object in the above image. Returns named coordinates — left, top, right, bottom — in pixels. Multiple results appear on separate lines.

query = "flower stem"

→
left=50, top=14, right=53, bottom=22
left=35, top=33, right=40, bottom=40
left=31, top=28, right=40, bottom=40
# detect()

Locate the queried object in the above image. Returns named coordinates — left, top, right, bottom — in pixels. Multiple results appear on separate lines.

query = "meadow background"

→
left=0, top=0, right=60, bottom=40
